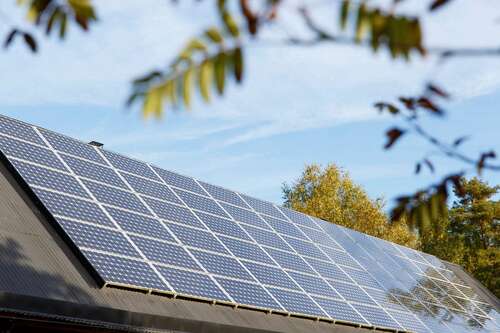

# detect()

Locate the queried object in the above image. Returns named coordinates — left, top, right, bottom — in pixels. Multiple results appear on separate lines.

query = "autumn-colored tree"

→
left=419, top=177, right=499, bottom=297
left=282, top=164, right=418, bottom=248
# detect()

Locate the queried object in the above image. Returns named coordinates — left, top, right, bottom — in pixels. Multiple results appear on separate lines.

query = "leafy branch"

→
left=3, top=0, right=97, bottom=52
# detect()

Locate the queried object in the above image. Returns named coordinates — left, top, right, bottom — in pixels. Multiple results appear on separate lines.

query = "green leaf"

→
left=205, top=27, right=223, bottom=44
left=59, top=12, right=68, bottom=39
left=222, top=11, right=240, bottom=38
left=214, top=52, right=226, bottom=95
left=355, top=2, right=367, bottom=43
left=183, top=67, right=194, bottom=109
left=340, top=0, right=350, bottom=30
left=46, top=8, right=61, bottom=35
left=199, top=59, right=213, bottom=102
left=232, top=47, right=244, bottom=83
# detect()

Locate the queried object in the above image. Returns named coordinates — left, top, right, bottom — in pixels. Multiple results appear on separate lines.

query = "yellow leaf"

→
left=183, top=67, right=194, bottom=109
left=199, top=59, right=213, bottom=102
left=205, top=27, right=223, bottom=44
left=355, top=3, right=368, bottom=43
left=214, top=52, right=226, bottom=95
left=143, top=85, right=162, bottom=119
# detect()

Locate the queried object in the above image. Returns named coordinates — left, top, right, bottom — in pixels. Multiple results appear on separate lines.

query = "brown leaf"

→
left=429, top=0, right=453, bottom=11
left=417, top=97, right=444, bottom=116
left=426, top=83, right=449, bottom=99
left=452, top=136, right=468, bottom=147
left=3, top=29, right=19, bottom=49
left=240, top=0, right=258, bottom=35
left=477, top=151, right=496, bottom=175
left=398, top=97, right=416, bottom=110
left=384, top=127, right=405, bottom=149
left=415, top=162, right=421, bottom=174
left=374, top=102, right=399, bottom=114
left=22, top=33, right=37, bottom=52
left=423, top=158, right=434, bottom=173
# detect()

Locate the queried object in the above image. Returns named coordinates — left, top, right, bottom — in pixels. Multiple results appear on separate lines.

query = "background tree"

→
left=282, top=164, right=419, bottom=248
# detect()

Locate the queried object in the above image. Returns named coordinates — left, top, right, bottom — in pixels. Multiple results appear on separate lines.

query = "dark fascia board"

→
left=0, top=291, right=366, bottom=333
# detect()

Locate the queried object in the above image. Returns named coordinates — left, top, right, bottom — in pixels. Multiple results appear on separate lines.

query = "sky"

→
left=1, top=0, right=499, bottom=207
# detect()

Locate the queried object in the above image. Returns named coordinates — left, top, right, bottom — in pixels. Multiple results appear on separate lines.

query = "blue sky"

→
left=1, top=0, right=499, bottom=206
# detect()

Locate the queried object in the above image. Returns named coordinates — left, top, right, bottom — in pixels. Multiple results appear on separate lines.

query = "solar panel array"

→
left=0, top=115, right=498, bottom=333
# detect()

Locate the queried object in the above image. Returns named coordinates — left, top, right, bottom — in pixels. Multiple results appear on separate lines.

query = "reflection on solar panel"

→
left=0, top=115, right=498, bottom=333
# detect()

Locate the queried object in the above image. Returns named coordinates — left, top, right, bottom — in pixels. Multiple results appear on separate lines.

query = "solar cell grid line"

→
left=340, top=266, right=384, bottom=290
left=173, top=188, right=230, bottom=218
left=166, top=223, right=229, bottom=254
left=151, top=166, right=207, bottom=195
left=266, top=287, right=328, bottom=318
left=82, top=179, right=151, bottom=216
left=327, top=280, right=377, bottom=306
left=312, top=297, right=369, bottom=325
left=83, top=250, right=171, bottom=292
left=190, top=249, right=255, bottom=281
left=219, top=202, right=271, bottom=230
left=38, top=128, right=106, bottom=165
left=37, top=140, right=175, bottom=293
left=0, top=115, right=46, bottom=145
left=281, top=235, right=330, bottom=261
left=306, top=257, right=354, bottom=283
left=218, top=235, right=275, bottom=265
left=386, top=309, right=432, bottom=333
left=260, top=214, right=307, bottom=240
left=102, top=150, right=161, bottom=181
left=0, top=135, right=68, bottom=171
left=120, top=171, right=182, bottom=205
left=104, top=206, right=176, bottom=242
left=350, top=303, right=403, bottom=330
left=10, top=159, right=90, bottom=199
left=240, top=224, right=294, bottom=252
left=277, top=206, right=321, bottom=230
left=287, top=271, right=342, bottom=300
left=142, top=196, right=205, bottom=229
left=241, top=261, right=301, bottom=291
left=361, top=287, right=411, bottom=312
left=197, top=181, right=251, bottom=209
left=57, top=217, right=141, bottom=258
left=214, top=277, right=284, bottom=312
left=193, top=211, right=251, bottom=241
left=238, top=194, right=286, bottom=220
left=297, top=225, right=344, bottom=251
left=130, top=235, right=201, bottom=270
left=61, top=153, right=129, bottom=189
left=264, top=247, right=316, bottom=275
left=319, top=246, right=364, bottom=270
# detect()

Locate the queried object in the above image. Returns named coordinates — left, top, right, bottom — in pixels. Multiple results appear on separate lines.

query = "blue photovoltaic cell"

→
left=33, top=188, right=113, bottom=227
left=11, top=159, right=89, bottom=198
left=131, top=235, right=200, bottom=270
left=39, top=129, right=106, bottom=164
left=298, top=226, right=342, bottom=250
left=167, top=223, right=228, bottom=254
left=198, top=181, right=250, bottom=208
left=62, top=154, right=128, bottom=189
left=314, top=297, right=368, bottom=324
left=242, top=261, right=300, bottom=290
left=261, top=215, right=306, bottom=239
left=105, top=207, right=174, bottom=242
left=351, top=304, right=402, bottom=330
left=307, top=258, right=353, bottom=283
left=267, top=287, right=325, bottom=317
left=265, top=248, right=315, bottom=275
left=58, top=218, right=139, bottom=257
left=156, top=266, right=229, bottom=301
left=190, top=250, right=253, bottom=280
left=320, top=247, right=362, bottom=269
left=152, top=167, right=206, bottom=195
left=173, top=189, right=229, bottom=218
left=215, top=278, right=282, bottom=310
left=240, top=194, right=285, bottom=219
left=220, top=203, right=270, bottom=230
left=83, top=250, right=169, bottom=291
left=121, top=172, right=181, bottom=204
left=102, top=150, right=160, bottom=181
left=341, top=267, right=383, bottom=289
left=278, top=206, right=319, bottom=230
left=329, top=281, right=376, bottom=305
left=83, top=180, right=150, bottom=215
left=0, top=135, right=67, bottom=171
left=362, top=287, right=409, bottom=312
left=219, top=236, right=274, bottom=265
left=387, top=310, right=431, bottom=333
left=282, top=236, right=329, bottom=261
left=142, top=197, right=204, bottom=229
left=288, top=271, right=341, bottom=299
left=0, top=116, right=45, bottom=145
left=241, top=225, right=293, bottom=251
left=194, top=211, right=251, bottom=241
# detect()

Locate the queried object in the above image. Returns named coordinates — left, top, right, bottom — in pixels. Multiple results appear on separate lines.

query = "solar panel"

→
left=1, top=115, right=497, bottom=333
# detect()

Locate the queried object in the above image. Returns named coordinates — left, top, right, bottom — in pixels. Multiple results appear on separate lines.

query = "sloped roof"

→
left=0, top=155, right=379, bottom=333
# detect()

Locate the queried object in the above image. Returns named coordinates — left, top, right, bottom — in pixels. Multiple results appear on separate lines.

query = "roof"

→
left=0, top=154, right=380, bottom=333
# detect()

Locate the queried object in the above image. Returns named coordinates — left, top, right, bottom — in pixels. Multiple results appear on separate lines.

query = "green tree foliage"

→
left=282, top=164, right=418, bottom=248
left=420, top=178, right=499, bottom=297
